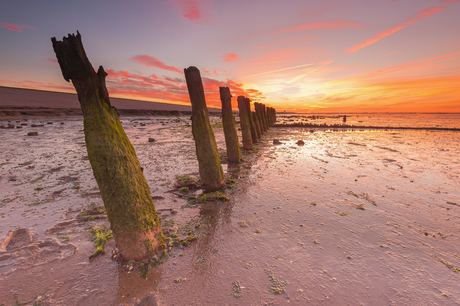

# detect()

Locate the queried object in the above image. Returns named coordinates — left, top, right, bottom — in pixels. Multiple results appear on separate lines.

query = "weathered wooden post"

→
left=184, top=66, right=224, bottom=191
left=219, top=86, right=241, bottom=165
left=51, top=32, right=162, bottom=261
left=256, top=102, right=268, bottom=132
left=254, top=103, right=261, bottom=133
left=246, top=98, right=258, bottom=144
left=262, top=104, right=269, bottom=130
left=237, top=96, right=252, bottom=150
left=252, top=111, right=262, bottom=140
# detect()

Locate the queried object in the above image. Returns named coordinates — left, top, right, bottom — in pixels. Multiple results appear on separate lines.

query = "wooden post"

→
left=252, top=111, right=262, bottom=140
left=246, top=98, right=258, bottom=143
left=51, top=32, right=162, bottom=261
left=237, top=95, right=252, bottom=150
left=262, top=104, right=269, bottom=130
left=219, top=86, right=241, bottom=165
left=184, top=66, right=224, bottom=191
left=254, top=103, right=263, bottom=133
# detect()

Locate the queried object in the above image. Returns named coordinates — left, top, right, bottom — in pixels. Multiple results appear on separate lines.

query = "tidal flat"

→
left=1, top=115, right=460, bottom=305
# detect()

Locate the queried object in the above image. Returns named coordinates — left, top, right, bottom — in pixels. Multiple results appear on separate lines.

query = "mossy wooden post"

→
left=237, top=95, right=252, bottom=150
left=51, top=31, right=162, bottom=261
left=267, top=107, right=275, bottom=126
left=245, top=98, right=258, bottom=143
left=256, top=102, right=267, bottom=133
left=184, top=66, right=224, bottom=191
left=219, top=86, right=241, bottom=165
left=262, top=104, right=269, bottom=130
left=252, top=111, right=262, bottom=140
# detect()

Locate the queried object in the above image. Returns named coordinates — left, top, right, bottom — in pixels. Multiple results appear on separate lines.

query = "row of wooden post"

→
left=184, top=66, right=276, bottom=191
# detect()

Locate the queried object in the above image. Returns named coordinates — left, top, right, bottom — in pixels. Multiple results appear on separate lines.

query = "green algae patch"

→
left=89, top=227, right=113, bottom=258
left=231, top=281, right=243, bottom=298
left=265, top=269, right=289, bottom=297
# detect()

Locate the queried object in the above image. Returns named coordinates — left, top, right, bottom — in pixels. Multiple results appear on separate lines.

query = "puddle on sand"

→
left=1, top=116, right=460, bottom=305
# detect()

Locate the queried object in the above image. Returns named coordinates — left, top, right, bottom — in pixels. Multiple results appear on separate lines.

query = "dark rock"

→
left=296, top=140, right=305, bottom=146
left=47, top=122, right=53, bottom=124
left=1, top=228, right=33, bottom=250
left=152, top=196, right=165, bottom=200
left=81, top=156, right=89, bottom=160
left=16, top=126, right=22, bottom=129
left=27, top=132, right=38, bottom=136
left=273, top=139, right=281, bottom=145
left=31, top=124, right=44, bottom=127
left=148, top=138, right=155, bottom=143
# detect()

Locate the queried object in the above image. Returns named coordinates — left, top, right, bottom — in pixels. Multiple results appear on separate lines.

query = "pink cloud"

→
left=176, top=0, right=214, bottom=24
left=274, top=19, right=368, bottom=34
left=345, top=6, right=447, bottom=53
left=222, top=53, right=240, bottom=63
left=0, top=22, right=37, bottom=32
left=130, top=55, right=182, bottom=73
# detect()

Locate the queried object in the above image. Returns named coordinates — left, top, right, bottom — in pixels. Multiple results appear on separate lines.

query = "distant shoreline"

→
left=273, top=122, right=460, bottom=132
left=0, top=86, right=220, bottom=116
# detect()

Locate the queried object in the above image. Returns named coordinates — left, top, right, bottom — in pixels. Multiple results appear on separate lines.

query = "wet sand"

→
left=1, top=114, right=460, bottom=305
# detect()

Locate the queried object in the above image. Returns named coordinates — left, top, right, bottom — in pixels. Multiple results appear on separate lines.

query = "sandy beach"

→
left=1, top=90, right=460, bottom=305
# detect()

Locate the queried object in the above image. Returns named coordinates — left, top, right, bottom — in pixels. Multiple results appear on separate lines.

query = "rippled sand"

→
left=1, top=115, right=459, bottom=305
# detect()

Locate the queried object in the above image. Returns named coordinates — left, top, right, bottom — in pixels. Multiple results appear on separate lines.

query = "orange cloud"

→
left=0, top=22, right=37, bottom=32
left=345, top=6, right=447, bottom=53
left=106, top=68, right=264, bottom=108
left=274, top=19, right=368, bottom=34
left=222, top=53, right=240, bottom=63
left=130, top=55, right=182, bottom=73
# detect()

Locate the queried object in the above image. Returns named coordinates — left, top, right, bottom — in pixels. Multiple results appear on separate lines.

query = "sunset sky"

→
left=0, top=0, right=459, bottom=112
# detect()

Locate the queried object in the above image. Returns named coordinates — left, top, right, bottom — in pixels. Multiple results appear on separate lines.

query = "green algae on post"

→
left=184, top=66, right=224, bottom=191
left=51, top=31, right=162, bottom=261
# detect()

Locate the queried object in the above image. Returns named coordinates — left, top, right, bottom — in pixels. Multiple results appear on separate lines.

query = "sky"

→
left=0, top=0, right=459, bottom=113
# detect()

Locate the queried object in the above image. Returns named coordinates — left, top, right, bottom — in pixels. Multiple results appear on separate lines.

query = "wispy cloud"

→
left=345, top=6, right=447, bottom=54
left=222, top=53, right=240, bottom=63
left=130, top=55, right=182, bottom=73
left=247, top=63, right=315, bottom=77
left=274, top=19, right=368, bottom=34
left=248, top=37, right=319, bottom=49
left=0, top=22, right=37, bottom=32
left=377, top=51, right=403, bottom=58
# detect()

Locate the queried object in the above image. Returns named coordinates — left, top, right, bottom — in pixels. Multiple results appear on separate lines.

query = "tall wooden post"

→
left=51, top=32, right=162, bottom=261
left=252, top=111, right=262, bottom=140
left=219, top=86, right=241, bottom=165
left=184, top=66, right=224, bottom=191
left=262, top=104, right=269, bottom=130
left=246, top=98, right=258, bottom=143
left=237, top=96, right=252, bottom=150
